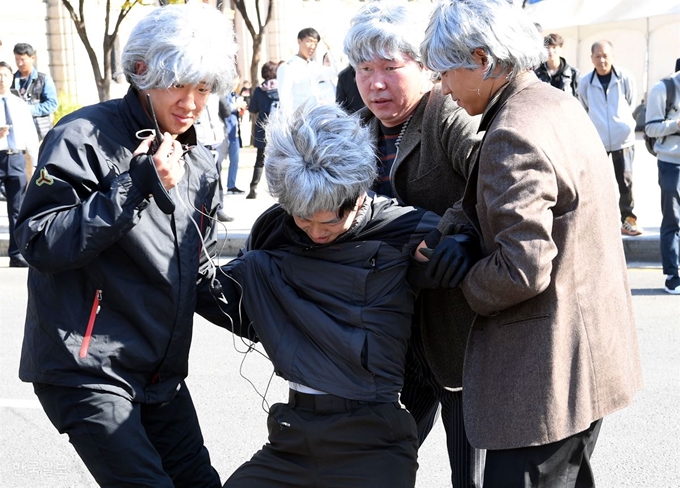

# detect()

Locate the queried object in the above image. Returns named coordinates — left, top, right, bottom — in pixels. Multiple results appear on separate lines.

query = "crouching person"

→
left=221, top=102, right=441, bottom=488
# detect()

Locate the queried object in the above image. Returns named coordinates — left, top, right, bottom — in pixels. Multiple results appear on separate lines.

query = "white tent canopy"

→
left=524, top=0, right=680, bottom=30
left=523, top=0, right=680, bottom=101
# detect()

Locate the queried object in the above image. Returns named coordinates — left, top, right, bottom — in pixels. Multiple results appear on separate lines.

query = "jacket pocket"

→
left=79, top=289, right=102, bottom=358
left=501, top=313, right=551, bottom=327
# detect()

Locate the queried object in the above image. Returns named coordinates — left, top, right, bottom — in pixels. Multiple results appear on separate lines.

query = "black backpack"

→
left=644, top=78, right=675, bottom=156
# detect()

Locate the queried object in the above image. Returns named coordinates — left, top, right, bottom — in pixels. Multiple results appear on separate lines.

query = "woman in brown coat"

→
left=421, top=1, right=643, bottom=487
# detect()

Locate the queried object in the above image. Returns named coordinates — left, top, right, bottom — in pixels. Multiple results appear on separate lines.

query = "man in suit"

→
left=344, top=2, right=484, bottom=486
left=422, top=2, right=643, bottom=485
left=0, top=61, right=39, bottom=267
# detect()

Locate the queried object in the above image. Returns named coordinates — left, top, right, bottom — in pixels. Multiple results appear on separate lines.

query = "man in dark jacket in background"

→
left=246, top=60, right=279, bottom=199
left=534, top=33, right=580, bottom=97
left=222, top=102, right=440, bottom=488
left=335, top=65, right=365, bottom=114
left=15, top=5, right=238, bottom=486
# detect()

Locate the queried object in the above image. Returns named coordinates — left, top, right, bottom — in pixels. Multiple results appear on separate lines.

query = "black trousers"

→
left=0, top=152, right=27, bottom=259
left=224, top=390, right=419, bottom=488
left=34, top=381, right=221, bottom=488
left=401, top=328, right=485, bottom=487
left=608, top=146, right=636, bottom=222
left=483, top=419, right=603, bottom=488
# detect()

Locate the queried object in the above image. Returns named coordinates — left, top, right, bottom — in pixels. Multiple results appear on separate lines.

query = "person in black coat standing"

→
left=246, top=61, right=279, bottom=199
left=336, top=65, right=365, bottom=114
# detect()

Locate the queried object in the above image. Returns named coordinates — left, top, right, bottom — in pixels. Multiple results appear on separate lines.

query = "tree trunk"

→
left=250, top=33, right=263, bottom=86
left=62, top=0, right=140, bottom=102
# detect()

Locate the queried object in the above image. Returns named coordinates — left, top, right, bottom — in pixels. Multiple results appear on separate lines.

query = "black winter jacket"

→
left=15, top=88, right=229, bottom=403
left=535, top=57, right=580, bottom=98
left=227, top=194, right=440, bottom=402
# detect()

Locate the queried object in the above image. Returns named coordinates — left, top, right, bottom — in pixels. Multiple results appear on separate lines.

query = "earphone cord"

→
left=176, top=159, right=276, bottom=413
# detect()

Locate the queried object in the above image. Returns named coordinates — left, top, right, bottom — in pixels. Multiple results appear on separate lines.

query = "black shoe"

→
left=9, top=255, right=29, bottom=268
left=665, top=275, right=680, bottom=295
left=246, top=188, right=257, bottom=199
left=216, top=210, right=234, bottom=222
left=226, top=187, right=245, bottom=195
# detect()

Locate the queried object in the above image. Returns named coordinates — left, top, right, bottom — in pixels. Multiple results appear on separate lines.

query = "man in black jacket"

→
left=222, top=102, right=441, bottom=488
left=15, top=5, right=238, bottom=487
left=534, top=33, right=580, bottom=97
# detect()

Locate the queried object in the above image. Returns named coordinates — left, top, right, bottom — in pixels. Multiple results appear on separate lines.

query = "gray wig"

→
left=343, top=0, right=429, bottom=68
left=264, top=102, right=377, bottom=219
left=422, top=0, right=545, bottom=81
left=121, top=4, right=237, bottom=95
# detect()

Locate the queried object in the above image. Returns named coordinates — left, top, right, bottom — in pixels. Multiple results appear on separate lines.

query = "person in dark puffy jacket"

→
left=221, top=102, right=444, bottom=488
left=246, top=60, right=279, bottom=199
left=15, top=5, right=238, bottom=487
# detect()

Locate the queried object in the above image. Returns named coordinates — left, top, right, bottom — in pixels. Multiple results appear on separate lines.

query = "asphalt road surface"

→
left=1, top=262, right=678, bottom=487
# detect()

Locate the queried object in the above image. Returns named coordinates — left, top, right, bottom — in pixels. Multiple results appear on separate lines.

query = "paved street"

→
left=0, top=265, right=678, bottom=487
left=0, top=131, right=678, bottom=486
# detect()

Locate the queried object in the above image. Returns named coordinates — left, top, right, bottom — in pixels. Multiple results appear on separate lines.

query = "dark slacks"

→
left=608, top=146, right=636, bottom=222
left=34, top=381, right=221, bottom=488
left=224, top=391, right=419, bottom=488
left=401, top=329, right=485, bottom=487
left=483, top=419, right=603, bottom=488
left=0, top=152, right=27, bottom=258
left=658, top=160, right=680, bottom=276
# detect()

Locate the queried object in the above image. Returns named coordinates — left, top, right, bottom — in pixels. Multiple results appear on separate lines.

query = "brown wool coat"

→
left=460, top=71, right=643, bottom=450
left=360, top=85, right=482, bottom=387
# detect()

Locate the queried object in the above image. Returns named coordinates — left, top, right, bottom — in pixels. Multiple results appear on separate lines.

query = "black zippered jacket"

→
left=15, top=88, right=229, bottom=403
left=226, top=194, right=440, bottom=402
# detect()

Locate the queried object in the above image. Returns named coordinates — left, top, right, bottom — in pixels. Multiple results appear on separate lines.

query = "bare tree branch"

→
left=233, top=0, right=273, bottom=85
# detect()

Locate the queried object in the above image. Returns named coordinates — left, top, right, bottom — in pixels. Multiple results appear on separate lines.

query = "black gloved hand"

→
left=425, top=226, right=482, bottom=288
left=423, top=228, right=442, bottom=249
left=129, top=154, right=175, bottom=214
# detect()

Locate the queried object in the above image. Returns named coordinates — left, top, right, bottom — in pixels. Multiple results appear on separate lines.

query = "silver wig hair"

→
left=122, top=3, right=237, bottom=95
left=422, top=0, right=545, bottom=81
left=343, top=0, right=430, bottom=68
left=264, top=102, right=377, bottom=219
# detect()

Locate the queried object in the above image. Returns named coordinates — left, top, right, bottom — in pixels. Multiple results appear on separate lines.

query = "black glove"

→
left=425, top=226, right=481, bottom=288
left=423, top=228, right=442, bottom=249
left=129, top=154, right=175, bottom=214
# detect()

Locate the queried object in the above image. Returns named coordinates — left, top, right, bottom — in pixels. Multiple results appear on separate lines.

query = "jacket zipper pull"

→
left=79, top=290, right=102, bottom=358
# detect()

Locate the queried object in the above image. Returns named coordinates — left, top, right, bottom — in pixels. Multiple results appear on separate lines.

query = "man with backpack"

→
left=645, top=59, right=680, bottom=294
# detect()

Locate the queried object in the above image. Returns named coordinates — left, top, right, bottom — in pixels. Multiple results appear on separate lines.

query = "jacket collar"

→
left=248, top=192, right=383, bottom=251
left=588, top=66, right=621, bottom=85
left=479, top=71, right=540, bottom=132
left=463, top=71, right=541, bottom=236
